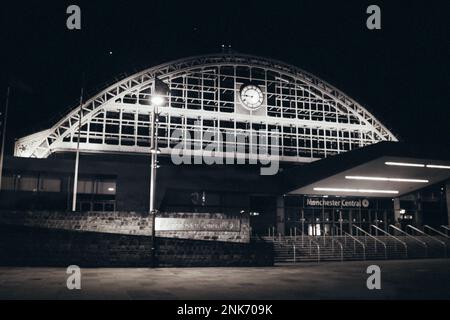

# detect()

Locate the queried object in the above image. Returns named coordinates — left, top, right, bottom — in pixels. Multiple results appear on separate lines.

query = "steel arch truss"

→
left=14, top=54, right=397, bottom=162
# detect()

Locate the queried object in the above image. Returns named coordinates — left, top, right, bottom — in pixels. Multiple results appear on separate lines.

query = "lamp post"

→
left=149, top=77, right=167, bottom=267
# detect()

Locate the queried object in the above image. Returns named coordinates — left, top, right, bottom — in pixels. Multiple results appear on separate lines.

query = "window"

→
left=18, top=176, right=38, bottom=192
left=77, top=179, right=116, bottom=195
left=77, top=180, right=94, bottom=194
left=93, top=203, right=104, bottom=211
left=97, top=181, right=116, bottom=195
left=0, top=175, right=15, bottom=190
left=40, top=178, right=61, bottom=192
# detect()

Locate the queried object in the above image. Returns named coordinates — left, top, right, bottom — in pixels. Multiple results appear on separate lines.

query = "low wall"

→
left=0, top=211, right=249, bottom=243
left=0, top=224, right=273, bottom=267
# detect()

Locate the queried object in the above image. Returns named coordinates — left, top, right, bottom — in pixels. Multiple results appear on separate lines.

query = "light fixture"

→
left=108, top=187, right=115, bottom=192
left=151, top=95, right=165, bottom=106
left=399, top=209, right=406, bottom=214
left=313, top=187, right=398, bottom=194
left=150, top=148, right=161, bottom=154
left=345, top=176, right=428, bottom=183
left=385, top=161, right=425, bottom=167
left=426, top=164, right=450, bottom=169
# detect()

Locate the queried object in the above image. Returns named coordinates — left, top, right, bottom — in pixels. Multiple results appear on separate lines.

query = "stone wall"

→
left=0, top=224, right=272, bottom=267
left=0, top=211, right=249, bottom=243
left=0, top=210, right=152, bottom=235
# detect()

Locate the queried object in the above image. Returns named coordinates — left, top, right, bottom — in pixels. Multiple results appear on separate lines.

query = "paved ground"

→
left=0, top=259, right=449, bottom=300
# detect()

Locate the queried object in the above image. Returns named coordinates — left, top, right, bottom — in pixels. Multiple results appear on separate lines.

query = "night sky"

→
left=1, top=0, right=449, bottom=154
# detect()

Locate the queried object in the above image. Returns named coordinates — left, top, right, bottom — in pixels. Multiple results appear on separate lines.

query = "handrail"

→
left=353, top=225, right=387, bottom=259
left=331, top=238, right=344, bottom=262
left=389, top=225, right=428, bottom=257
left=344, top=232, right=366, bottom=260
left=289, top=227, right=299, bottom=241
left=424, top=225, right=449, bottom=239
left=370, top=225, right=408, bottom=258
left=440, top=225, right=450, bottom=236
left=309, top=238, right=321, bottom=262
left=407, top=225, right=446, bottom=246
left=407, top=225, right=447, bottom=257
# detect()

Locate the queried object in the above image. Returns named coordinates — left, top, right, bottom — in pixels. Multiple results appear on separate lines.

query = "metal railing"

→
left=407, top=225, right=447, bottom=257
left=331, top=238, right=344, bottom=262
left=267, top=226, right=276, bottom=239
left=389, top=224, right=428, bottom=257
left=440, top=225, right=450, bottom=236
left=309, top=237, right=321, bottom=262
left=353, top=225, right=387, bottom=259
left=424, top=225, right=450, bottom=239
left=343, top=232, right=366, bottom=260
left=370, top=225, right=408, bottom=258
left=289, top=227, right=298, bottom=240
left=267, top=232, right=320, bottom=263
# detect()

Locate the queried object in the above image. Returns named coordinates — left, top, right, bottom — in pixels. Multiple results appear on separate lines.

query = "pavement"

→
left=0, top=259, right=449, bottom=300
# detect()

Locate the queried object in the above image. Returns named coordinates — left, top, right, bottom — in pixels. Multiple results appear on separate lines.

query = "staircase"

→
left=262, top=224, right=450, bottom=264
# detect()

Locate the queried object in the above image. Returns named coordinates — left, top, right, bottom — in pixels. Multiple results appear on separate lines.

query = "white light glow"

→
left=151, top=95, right=165, bottom=106
left=345, top=176, right=428, bottom=183
left=385, top=161, right=425, bottom=167
left=313, top=187, right=399, bottom=194
left=107, top=187, right=115, bottom=192
left=426, top=164, right=450, bottom=169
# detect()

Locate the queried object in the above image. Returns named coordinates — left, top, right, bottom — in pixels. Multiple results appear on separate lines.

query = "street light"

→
left=149, top=77, right=169, bottom=268
left=150, top=95, right=165, bottom=106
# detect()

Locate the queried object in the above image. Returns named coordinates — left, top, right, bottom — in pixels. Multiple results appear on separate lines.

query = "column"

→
left=414, top=192, right=423, bottom=226
left=393, top=197, right=401, bottom=223
left=276, top=196, right=285, bottom=236
left=446, top=180, right=450, bottom=225
left=349, top=209, right=353, bottom=234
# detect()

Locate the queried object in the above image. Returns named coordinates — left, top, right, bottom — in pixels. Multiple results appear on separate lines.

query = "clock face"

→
left=240, top=84, right=264, bottom=110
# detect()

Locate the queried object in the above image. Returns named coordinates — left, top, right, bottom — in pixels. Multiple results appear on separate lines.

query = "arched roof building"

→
left=14, top=54, right=397, bottom=162
left=3, top=54, right=450, bottom=236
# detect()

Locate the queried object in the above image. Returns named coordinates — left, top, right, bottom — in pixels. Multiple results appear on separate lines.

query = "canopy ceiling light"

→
left=426, top=164, right=450, bottom=169
left=345, top=176, right=429, bottom=183
left=385, top=161, right=425, bottom=167
left=313, top=187, right=399, bottom=194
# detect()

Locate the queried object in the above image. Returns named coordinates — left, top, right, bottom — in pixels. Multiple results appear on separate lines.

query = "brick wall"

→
left=0, top=211, right=249, bottom=243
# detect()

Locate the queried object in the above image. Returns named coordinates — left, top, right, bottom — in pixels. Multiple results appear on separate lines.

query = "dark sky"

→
left=1, top=0, right=449, bottom=154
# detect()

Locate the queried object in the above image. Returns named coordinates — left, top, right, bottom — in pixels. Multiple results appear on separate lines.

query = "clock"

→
left=239, top=84, right=264, bottom=110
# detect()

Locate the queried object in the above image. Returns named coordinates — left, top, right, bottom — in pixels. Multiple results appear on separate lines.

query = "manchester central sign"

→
left=305, top=197, right=370, bottom=208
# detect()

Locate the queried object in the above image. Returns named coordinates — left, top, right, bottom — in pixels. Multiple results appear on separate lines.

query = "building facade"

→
left=2, top=54, right=450, bottom=237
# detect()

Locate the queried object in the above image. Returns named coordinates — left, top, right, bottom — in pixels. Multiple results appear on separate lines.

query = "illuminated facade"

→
left=5, top=54, right=450, bottom=238
left=14, top=54, right=397, bottom=161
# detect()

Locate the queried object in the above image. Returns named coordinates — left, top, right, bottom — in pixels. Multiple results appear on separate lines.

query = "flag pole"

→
left=0, top=87, right=10, bottom=192
left=72, top=84, right=84, bottom=212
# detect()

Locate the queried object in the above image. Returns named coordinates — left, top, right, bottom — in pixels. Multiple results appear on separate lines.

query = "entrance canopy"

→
left=284, top=142, right=450, bottom=197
